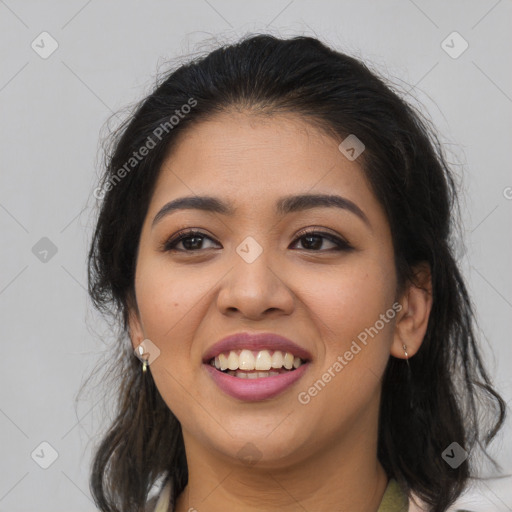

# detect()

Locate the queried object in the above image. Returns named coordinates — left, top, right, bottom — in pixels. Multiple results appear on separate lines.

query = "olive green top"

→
left=149, top=477, right=409, bottom=512
left=378, top=478, right=409, bottom=512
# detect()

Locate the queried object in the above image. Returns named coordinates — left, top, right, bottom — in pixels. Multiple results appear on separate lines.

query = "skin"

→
left=129, top=111, right=432, bottom=512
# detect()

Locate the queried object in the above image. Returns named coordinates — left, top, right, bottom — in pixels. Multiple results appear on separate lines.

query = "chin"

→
left=197, top=426, right=310, bottom=469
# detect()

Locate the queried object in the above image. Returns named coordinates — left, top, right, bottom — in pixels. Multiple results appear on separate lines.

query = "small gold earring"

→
left=136, top=344, right=149, bottom=373
left=403, top=344, right=411, bottom=369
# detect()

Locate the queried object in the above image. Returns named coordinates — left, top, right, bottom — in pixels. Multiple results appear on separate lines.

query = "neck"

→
left=174, top=408, right=389, bottom=512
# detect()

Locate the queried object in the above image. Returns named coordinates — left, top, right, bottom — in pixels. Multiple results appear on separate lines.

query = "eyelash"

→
left=161, top=228, right=353, bottom=253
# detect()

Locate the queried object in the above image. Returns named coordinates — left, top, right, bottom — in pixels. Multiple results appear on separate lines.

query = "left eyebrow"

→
left=151, top=193, right=371, bottom=229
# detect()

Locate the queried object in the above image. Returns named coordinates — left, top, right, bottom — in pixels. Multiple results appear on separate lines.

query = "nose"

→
left=216, top=249, right=295, bottom=321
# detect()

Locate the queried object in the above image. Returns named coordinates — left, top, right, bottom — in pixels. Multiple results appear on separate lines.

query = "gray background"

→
left=0, top=1, right=511, bottom=510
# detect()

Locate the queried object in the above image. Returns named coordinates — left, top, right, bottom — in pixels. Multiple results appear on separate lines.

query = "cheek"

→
left=292, top=261, right=396, bottom=435
left=133, top=258, right=210, bottom=413
left=299, top=254, right=396, bottom=344
left=134, top=255, right=210, bottom=341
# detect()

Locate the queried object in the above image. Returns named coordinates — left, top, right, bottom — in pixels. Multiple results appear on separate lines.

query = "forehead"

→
left=149, top=112, right=384, bottom=225
left=163, top=111, right=343, bottom=175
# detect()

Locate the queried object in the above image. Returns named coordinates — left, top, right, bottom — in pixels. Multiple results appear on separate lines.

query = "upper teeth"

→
left=211, top=350, right=304, bottom=371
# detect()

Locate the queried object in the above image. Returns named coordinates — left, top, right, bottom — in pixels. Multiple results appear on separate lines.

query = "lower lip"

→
left=204, top=363, right=310, bottom=401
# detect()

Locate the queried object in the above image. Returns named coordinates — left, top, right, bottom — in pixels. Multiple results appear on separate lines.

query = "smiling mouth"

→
left=208, top=349, right=308, bottom=378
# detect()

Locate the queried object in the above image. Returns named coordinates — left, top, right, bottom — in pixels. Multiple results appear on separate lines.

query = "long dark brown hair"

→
left=83, top=34, right=507, bottom=512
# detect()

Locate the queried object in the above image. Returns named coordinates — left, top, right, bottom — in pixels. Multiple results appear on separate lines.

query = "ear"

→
left=127, top=295, right=145, bottom=352
left=391, top=262, right=433, bottom=359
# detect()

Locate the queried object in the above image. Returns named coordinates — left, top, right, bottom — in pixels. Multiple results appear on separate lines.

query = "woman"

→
left=85, top=34, right=506, bottom=512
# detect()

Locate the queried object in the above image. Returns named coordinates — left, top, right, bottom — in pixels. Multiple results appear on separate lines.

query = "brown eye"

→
left=291, top=229, right=353, bottom=252
left=163, top=230, right=220, bottom=252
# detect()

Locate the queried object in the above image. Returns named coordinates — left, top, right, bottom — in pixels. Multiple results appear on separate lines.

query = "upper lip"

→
left=202, top=332, right=313, bottom=363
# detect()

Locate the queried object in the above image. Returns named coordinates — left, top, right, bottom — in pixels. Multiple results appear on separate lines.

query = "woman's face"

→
left=129, top=111, right=402, bottom=468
